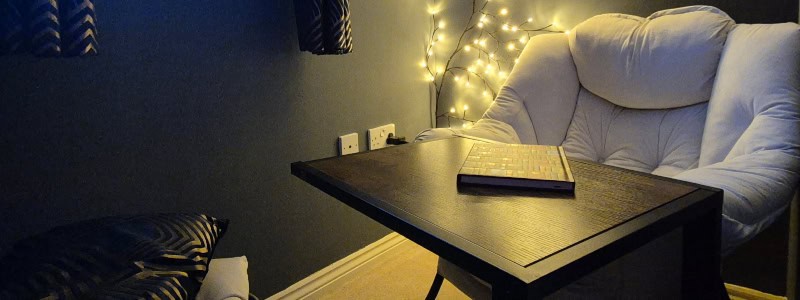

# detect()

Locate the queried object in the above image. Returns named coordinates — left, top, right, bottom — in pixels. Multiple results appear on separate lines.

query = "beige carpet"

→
left=305, top=239, right=469, bottom=299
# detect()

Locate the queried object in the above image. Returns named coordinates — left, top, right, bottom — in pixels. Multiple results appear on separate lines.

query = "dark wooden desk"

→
left=291, top=137, right=723, bottom=299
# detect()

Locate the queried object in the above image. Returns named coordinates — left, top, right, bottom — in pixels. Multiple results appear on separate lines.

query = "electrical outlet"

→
left=368, top=123, right=396, bottom=150
left=338, top=133, right=359, bottom=156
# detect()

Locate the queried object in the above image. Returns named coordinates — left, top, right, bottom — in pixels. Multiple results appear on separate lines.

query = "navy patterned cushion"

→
left=0, top=213, right=228, bottom=299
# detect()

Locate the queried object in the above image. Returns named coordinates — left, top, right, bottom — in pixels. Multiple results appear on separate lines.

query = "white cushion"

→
left=562, top=88, right=706, bottom=177
left=679, top=22, right=800, bottom=252
left=414, top=119, right=521, bottom=144
left=197, top=256, right=250, bottom=300
left=700, top=23, right=800, bottom=166
left=568, top=6, right=734, bottom=109
left=494, top=33, right=580, bottom=145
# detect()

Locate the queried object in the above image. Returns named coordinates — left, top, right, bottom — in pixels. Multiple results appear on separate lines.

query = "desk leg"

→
left=425, top=274, right=444, bottom=300
left=682, top=204, right=722, bottom=299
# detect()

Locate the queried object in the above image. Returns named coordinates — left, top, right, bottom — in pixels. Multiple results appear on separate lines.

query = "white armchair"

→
left=418, top=6, right=800, bottom=298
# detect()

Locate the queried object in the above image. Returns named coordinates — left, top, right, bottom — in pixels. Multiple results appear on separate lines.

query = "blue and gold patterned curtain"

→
left=0, top=0, right=98, bottom=57
left=294, top=0, right=352, bottom=55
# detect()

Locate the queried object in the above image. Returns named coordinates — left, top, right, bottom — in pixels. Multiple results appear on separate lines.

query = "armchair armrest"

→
left=675, top=150, right=800, bottom=253
left=414, top=127, right=460, bottom=142
left=414, top=119, right=522, bottom=144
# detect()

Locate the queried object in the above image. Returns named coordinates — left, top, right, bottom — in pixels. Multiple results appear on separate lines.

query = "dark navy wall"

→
left=0, top=0, right=430, bottom=296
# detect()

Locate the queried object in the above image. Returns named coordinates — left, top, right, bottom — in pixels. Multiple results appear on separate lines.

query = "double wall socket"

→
left=338, top=133, right=359, bottom=156
left=368, top=123, right=396, bottom=150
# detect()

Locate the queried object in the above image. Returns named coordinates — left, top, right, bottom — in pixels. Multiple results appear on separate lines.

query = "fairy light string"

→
left=422, top=0, right=558, bottom=128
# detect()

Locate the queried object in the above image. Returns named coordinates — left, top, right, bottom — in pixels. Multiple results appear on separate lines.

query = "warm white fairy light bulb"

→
left=422, top=2, right=556, bottom=127
left=427, top=4, right=441, bottom=15
left=565, top=30, right=571, bottom=35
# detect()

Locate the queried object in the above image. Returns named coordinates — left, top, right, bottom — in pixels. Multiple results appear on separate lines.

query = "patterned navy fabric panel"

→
left=28, top=0, right=61, bottom=56
left=322, top=0, right=351, bottom=54
left=59, top=0, right=98, bottom=56
left=0, top=0, right=97, bottom=57
left=0, top=213, right=228, bottom=299
left=294, top=0, right=352, bottom=55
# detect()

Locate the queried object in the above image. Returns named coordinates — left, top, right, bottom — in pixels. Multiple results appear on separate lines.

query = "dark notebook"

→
left=457, top=143, right=575, bottom=191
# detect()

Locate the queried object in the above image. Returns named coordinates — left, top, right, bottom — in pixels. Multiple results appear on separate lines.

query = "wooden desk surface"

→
left=292, top=137, right=721, bottom=296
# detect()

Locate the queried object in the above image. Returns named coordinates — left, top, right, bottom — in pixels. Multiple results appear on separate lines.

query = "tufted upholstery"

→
left=568, top=6, right=734, bottom=109
left=418, top=6, right=800, bottom=298
left=416, top=5, right=800, bottom=255
left=562, top=88, right=707, bottom=177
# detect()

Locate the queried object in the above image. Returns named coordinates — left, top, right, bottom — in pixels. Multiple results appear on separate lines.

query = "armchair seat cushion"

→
left=562, top=88, right=707, bottom=177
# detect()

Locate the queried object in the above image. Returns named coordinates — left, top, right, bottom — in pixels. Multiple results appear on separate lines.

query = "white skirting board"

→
left=265, top=232, right=408, bottom=300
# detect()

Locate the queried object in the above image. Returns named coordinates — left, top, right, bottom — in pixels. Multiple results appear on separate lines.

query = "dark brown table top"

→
left=291, top=137, right=721, bottom=293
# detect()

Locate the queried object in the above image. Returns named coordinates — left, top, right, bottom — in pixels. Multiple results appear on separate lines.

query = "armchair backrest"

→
left=488, top=6, right=734, bottom=175
left=485, top=5, right=799, bottom=177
